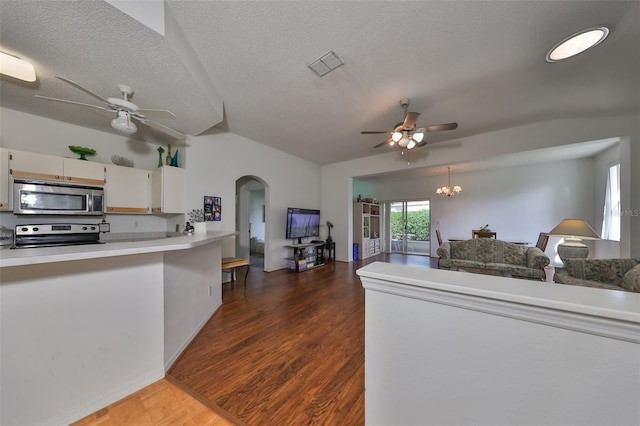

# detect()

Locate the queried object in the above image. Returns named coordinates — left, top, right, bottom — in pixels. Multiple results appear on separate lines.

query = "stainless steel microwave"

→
left=13, top=180, right=104, bottom=216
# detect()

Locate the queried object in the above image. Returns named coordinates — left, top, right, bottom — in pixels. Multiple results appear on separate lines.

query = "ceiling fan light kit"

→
left=111, top=111, right=137, bottom=135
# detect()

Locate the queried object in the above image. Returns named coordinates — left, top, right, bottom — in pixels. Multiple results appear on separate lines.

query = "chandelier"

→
left=436, top=166, right=462, bottom=197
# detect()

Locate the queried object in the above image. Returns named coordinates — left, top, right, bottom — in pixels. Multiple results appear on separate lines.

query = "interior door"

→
left=389, top=200, right=431, bottom=256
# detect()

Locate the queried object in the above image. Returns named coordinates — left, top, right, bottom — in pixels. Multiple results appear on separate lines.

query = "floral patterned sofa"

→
left=554, top=258, right=640, bottom=292
left=437, top=239, right=550, bottom=280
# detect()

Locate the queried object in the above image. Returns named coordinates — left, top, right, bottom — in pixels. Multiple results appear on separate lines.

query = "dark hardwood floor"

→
left=168, top=253, right=437, bottom=425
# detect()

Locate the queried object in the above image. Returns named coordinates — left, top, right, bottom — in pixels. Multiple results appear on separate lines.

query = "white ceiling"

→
left=1, top=1, right=638, bottom=166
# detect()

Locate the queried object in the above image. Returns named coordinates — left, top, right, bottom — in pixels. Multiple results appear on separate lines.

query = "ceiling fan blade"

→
left=35, top=95, right=114, bottom=113
left=402, top=112, right=420, bottom=129
left=361, top=130, right=392, bottom=134
left=424, top=122, right=458, bottom=132
left=55, top=76, right=111, bottom=104
left=136, top=109, right=177, bottom=120
left=135, top=117, right=185, bottom=140
left=373, top=138, right=393, bottom=148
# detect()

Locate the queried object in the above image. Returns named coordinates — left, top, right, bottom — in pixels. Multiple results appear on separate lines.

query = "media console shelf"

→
left=285, top=242, right=325, bottom=272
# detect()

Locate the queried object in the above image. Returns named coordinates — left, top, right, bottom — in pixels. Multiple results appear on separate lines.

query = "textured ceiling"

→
left=1, top=0, right=638, bottom=165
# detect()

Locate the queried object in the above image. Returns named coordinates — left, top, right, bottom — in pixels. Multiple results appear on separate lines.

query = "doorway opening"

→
left=236, top=176, right=268, bottom=270
left=385, top=200, right=431, bottom=256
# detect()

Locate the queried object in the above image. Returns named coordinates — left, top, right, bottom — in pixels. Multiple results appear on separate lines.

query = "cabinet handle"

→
left=66, top=176, right=72, bottom=180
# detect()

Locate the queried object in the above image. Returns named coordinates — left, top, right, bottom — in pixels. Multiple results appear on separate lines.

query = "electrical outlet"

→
left=134, top=221, right=139, bottom=228
left=208, top=285, right=212, bottom=296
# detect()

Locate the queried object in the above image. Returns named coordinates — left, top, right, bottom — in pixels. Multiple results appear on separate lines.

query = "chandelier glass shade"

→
left=436, top=166, right=462, bottom=197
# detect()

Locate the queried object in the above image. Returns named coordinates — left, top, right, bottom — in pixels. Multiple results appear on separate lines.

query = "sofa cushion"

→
left=436, top=242, right=451, bottom=259
left=450, top=241, right=471, bottom=260
left=564, top=258, right=638, bottom=285
left=554, top=274, right=629, bottom=291
left=502, top=243, right=527, bottom=266
left=448, top=259, right=487, bottom=270
left=620, top=264, right=640, bottom=292
left=485, top=263, right=545, bottom=280
left=527, top=248, right=551, bottom=269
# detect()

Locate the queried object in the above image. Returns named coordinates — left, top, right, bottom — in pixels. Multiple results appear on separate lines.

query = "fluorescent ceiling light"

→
left=0, top=51, right=36, bottom=82
left=308, top=50, right=344, bottom=77
left=546, top=26, right=609, bottom=63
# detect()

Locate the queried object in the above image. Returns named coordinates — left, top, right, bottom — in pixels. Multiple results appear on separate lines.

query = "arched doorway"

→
left=236, top=176, right=268, bottom=269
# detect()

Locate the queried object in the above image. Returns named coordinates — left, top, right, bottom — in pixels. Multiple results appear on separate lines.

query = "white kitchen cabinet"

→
left=105, top=165, right=150, bottom=213
left=9, top=149, right=105, bottom=186
left=62, top=158, right=105, bottom=186
left=0, top=148, right=10, bottom=210
left=9, top=150, right=64, bottom=182
left=151, top=166, right=185, bottom=214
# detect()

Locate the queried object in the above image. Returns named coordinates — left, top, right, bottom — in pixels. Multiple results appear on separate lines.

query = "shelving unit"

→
left=353, top=202, right=381, bottom=260
left=284, top=242, right=326, bottom=272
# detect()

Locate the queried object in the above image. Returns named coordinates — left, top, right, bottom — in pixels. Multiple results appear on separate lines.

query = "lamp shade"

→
left=549, top=219, right=599, bottom=240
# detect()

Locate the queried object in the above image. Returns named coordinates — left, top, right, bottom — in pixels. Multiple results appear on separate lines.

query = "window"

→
left=601, top=163, right=620, bottom=241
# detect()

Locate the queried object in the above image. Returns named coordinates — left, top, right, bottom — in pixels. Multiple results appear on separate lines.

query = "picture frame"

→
left=204, top=196, right=222, bottom=221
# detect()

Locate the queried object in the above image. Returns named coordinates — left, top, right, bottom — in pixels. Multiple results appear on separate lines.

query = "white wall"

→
left=321, top=115, right=640, bottom=261
left=184, top=129, right=320, bottom=271
left=371, top=158, right=596, bottom=259
left=164, top=241, right=222, bottom=369
left=250, top=188, right=265, bottom=240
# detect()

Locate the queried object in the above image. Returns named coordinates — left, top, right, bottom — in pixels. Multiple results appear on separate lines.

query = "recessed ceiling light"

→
left=546, top=26, right=609, bottom=63
left=0, top=51, right=36, bottom=82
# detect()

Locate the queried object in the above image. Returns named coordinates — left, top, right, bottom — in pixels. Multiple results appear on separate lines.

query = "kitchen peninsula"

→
left=0, top=230, right=236, bottom=426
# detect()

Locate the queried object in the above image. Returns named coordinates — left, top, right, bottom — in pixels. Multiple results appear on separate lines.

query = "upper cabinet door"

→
left=151, top=166, right=185, bottom=214
left=105, top=165, right=150, bottom=213
left=9, top=150, right=64, bottom=182
left=63, top=158, right=105, bottom=186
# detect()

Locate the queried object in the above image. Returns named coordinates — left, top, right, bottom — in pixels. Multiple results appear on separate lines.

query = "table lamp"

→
left=549, top=219, right=599, bottom=263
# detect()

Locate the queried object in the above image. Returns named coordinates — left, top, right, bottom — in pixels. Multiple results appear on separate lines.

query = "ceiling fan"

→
left=361, top=98, right=458, bottom=150
left=35, top=76, right=185, bottom=139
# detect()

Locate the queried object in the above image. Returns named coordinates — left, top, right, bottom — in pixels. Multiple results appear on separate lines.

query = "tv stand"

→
left=285, top=242, right=325, bottom=272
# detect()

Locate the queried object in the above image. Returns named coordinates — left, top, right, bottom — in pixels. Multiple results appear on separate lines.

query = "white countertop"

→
left=0, top=230, right=237, bottom=268
left=357, top=262, right=640, bottom=324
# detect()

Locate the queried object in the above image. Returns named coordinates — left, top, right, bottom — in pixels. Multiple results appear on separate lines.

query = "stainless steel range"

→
left=13, top=223, right=102, bottom=249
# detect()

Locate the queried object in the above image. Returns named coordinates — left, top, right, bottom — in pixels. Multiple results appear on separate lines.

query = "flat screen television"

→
left=286, top=207, right=320, bottom=243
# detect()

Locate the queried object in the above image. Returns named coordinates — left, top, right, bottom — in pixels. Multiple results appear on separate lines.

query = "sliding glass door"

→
left=388, top=200, right=431, bottom=256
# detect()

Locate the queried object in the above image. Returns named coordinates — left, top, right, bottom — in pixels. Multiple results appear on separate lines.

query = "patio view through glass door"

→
left=388, top=200, right=431, bottom=256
